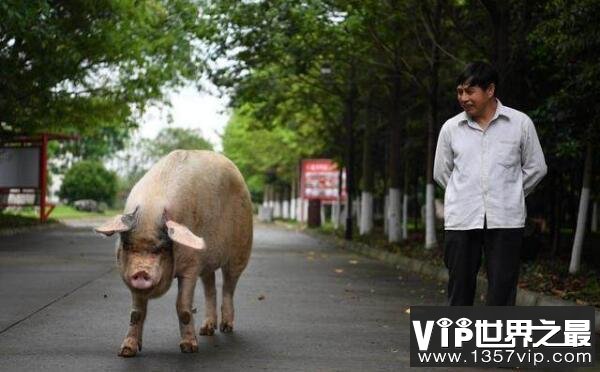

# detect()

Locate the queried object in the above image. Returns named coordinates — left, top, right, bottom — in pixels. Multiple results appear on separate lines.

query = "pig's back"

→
left=127, top=150, right=253, bottom=270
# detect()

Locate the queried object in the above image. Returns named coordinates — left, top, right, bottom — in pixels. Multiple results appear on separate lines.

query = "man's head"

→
left=456, top=61, right=499, bottom=119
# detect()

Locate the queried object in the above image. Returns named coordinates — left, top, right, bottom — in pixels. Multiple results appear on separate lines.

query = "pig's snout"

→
left=130, top=271, right=153, bottom=290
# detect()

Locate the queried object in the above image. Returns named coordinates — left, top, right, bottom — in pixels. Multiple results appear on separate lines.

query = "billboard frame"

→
left=0, top=133, right=77, bottom=222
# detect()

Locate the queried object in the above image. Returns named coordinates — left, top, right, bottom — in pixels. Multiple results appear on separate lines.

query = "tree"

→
left=59, top=160, right=118, bottom=206
left=143, top=127, right=214, bottom=162
left=1, top=1, right=206, bottom=157
left=222, top=104, right=325, bottom=201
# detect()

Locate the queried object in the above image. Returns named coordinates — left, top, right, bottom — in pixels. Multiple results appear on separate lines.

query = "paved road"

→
left=0, top=221, right=593, bottom=371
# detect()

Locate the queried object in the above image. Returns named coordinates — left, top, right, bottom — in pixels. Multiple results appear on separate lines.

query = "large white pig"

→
left=95, top=150, right=253, bottom=357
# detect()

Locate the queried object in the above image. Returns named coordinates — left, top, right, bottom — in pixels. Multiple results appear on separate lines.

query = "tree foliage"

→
left=143, top=127, right=214, bottom=161
left=113, top=126, right=214, bottom=202
left=222, top=104, right=325, bottom=199
left=1, top=0, right=206, bottom=157
left=202, top=0, right=600, bottom=261
left=59, top=160, right=118, bottom=205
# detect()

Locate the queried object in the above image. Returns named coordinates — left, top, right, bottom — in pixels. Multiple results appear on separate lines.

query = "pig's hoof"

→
left=199, top=320, right=217, bottom=336
left=179, top=338, right=198, bottom=353
left=220, top=321, right=234, bottom=333
left=118, top=337, right=140, bottom=357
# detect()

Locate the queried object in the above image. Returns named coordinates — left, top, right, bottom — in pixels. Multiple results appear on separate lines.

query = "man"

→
left=433, top=61, right=547, bottom=306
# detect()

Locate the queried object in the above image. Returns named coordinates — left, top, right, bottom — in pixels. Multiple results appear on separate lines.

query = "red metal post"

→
left=39, top=134, right=48, bottom=222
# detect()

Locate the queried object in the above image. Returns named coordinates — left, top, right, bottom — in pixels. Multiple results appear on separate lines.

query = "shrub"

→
left=59, top=160, right=118, bottom=206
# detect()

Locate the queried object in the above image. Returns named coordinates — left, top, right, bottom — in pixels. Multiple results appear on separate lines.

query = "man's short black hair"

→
left=456, top=61, right=499, bottom=94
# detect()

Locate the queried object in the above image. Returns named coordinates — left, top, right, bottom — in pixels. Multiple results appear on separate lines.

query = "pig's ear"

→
left=94, top=207, right=139, bottom=236
left=165, top=220, right=206, bottom=251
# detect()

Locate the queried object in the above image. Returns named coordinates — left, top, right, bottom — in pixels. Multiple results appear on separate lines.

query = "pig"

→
left=95, top=150, right=253, bottom=357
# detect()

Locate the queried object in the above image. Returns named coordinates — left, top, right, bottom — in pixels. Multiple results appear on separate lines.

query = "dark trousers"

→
left=443, top=224, right=523, bottom=306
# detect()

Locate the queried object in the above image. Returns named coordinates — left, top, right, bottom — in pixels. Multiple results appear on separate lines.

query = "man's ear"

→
left=94, top=206, right=139, bottom=236
left=487, top=83, right=496, bottom=98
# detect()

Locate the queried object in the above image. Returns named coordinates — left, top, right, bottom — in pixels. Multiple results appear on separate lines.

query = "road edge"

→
left=272, top=221, right=600, bottom=334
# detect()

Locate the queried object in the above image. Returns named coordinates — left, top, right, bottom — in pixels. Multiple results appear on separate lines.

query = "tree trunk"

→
left=480, top=0, right=518, bottom=105
left=273, top=187, right=281, bottom=218
left=282, top=185, right=290, bottom=219
left=425, top=0, right=441, bottom=250
left=591, top=201, right=598, bottom=233
left=360, top=113, right=374, bottom=235
left=290, top=181, right=296, bottom=221
left=402, top=158, right=409, bottom=240
left=569, top=143, right=593, bottom=274
left=414, top=172, right=421, bottom=230
left=551, top=179, right=562, bottom=257
left=268, top=184, right=275, bottom=210
left=388, top=125, right=402, bottom=243
left=387, top=72, right=403, bottom=242
left=304, top=198, right=309, bottom=223
left=344, top=64, right=357, bottom=240
left=384, top=194, right=389, bottom=234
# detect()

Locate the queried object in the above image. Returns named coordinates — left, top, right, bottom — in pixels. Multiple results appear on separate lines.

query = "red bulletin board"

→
left=300, top=159, right=346, bottom=202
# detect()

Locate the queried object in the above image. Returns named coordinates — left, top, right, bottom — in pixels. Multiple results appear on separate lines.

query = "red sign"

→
left=300, top=159, right=346, bottom=201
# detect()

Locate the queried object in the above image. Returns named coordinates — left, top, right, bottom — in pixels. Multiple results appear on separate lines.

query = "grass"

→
left=0, top=213, right=58, bottom=230
left=0, top=204, right=120, bottom=230
left=47, top=204, right=121, bottom=219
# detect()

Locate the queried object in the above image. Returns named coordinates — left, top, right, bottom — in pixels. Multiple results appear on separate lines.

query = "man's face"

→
left=456, top=83, right=495, bottom=118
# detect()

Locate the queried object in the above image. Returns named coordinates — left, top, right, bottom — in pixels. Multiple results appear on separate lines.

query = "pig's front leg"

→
left=176, top=275, right=199, bottom=353
left=119, top=294, right=147, bottom=357
left=199, top=272, right=217, bottom=336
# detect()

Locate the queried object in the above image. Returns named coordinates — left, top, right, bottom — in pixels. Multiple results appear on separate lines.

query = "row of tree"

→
left=3, top=1, right=598, bottom=274
left=205, top=0, right=599, bottom=273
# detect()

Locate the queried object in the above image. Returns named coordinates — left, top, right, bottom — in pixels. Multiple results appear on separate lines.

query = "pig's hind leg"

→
left=220, top=266, right=241, bottom=333
left=119, top=294, right=147, bottom=357
left=176, top=276, right=199, bottom=353
left=199, top=271, right=218, bottom=336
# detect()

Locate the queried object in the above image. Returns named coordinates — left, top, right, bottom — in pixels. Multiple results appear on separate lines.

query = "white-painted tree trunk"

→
left=268, top=185, right=275, bottom=210
left=264, top=185, right=269, bottom=208
left=296, top=198, right=302, bottom=221
left=425, top=183, right=437, bottom=249
left=591, top=201, right=598, bottom=233
left=290, top=198, right=296, bottom=221
left=282, top=200, right=290, bottom=219
left=262, top=186, right=269, bottom=207
left=274, top=197, right=281, bottom=218
left=354, top=197, right=360, bottom=223
left=359, top=191, right=373, bottom=235
left=290, top=182, right=297, bottom=221
left=383, top=195, right=389, bottom=234
left=320, top=203, right=326, bottom=224
left=569, top=187, right=590, bottom=273
left=303, top=199, right=309, bottom=222
left=388, top=188, right=401, bottom=243
left=402, top=191, right=409, bottom=240
left=569, top=145, right=592, bottom=274
left=341, top=201, right=348, bottom=225
left=332, top=201, right=340, bottom=229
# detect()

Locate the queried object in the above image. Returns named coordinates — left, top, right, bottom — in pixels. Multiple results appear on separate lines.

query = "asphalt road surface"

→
left=0, top=221, right=595, bottom=371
